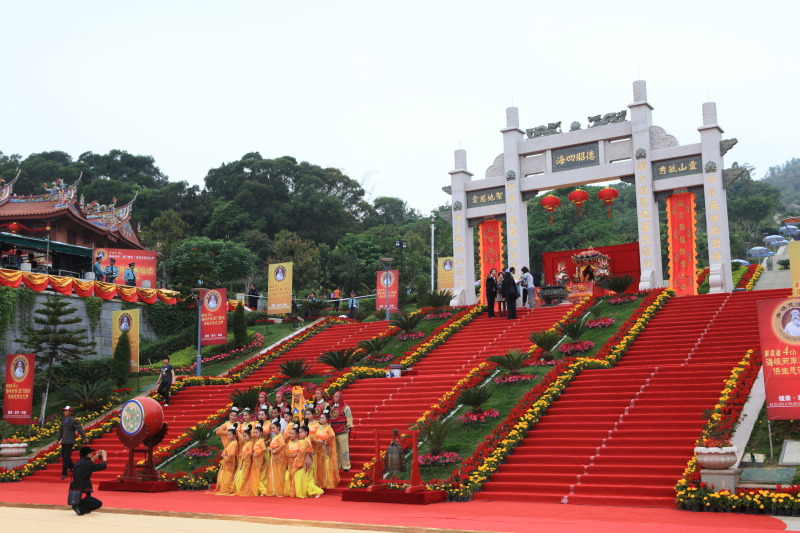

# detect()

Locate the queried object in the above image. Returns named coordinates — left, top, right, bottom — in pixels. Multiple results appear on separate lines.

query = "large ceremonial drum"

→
left=120, top=397, right=164, bottom=438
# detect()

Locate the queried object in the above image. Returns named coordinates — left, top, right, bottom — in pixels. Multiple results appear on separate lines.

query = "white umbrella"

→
left=779, top=225, right=798, bottom=235
left=763, top=235, right=784, bottom=244
left=747, top=246, right=775, bottom=258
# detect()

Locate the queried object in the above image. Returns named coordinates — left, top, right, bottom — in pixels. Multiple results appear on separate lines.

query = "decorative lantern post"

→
left=540, top=194, right=561, bottom=225
left=597, top=186, right=619, bottom=218
left=568, top=189, right=589, bottom=216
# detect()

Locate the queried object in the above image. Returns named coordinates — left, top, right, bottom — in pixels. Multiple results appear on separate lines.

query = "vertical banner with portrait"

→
left=3, top=353, right=35, bottom=424
left=789, top=241, right=800, bottom=297
left=757, top=297, right=800, bottom=420
left=375, top=269, right=400, bottom=312
left=200, top=288, right=228, bottom=345
left=267, top=262, right=293, bottom=314
left=437, top=257, right=455, bottom=290
left=111, top=309, right=140, bottom=372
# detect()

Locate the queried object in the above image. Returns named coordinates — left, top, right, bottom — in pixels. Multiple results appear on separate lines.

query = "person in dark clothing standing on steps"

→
left=347, top=291, right=359, bottom=320
left=501, top=267, right=520, bottom=319
left=56, top=405, right=87, bottom=480
left=157, top=356, right=175, bottom=406
left=485, top=268, right=498, bottom=318
left=69, top=446, right=107, bottom=515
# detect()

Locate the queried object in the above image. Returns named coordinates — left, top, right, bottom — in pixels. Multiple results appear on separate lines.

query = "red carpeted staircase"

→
left=333, top=306, right=574, bottom=494
left=24, top=320, right=389, bottom=484
left=474, top=289, right=789, bottom=507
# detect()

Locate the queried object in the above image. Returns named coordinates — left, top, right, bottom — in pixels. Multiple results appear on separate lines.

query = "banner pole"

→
left=196, top=292, right=203, bottom=377
left=768, top=419, right=774, bottom=461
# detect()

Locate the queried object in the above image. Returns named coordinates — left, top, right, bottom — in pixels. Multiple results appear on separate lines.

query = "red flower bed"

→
left=558, top=340, right=594, bottom=355
left=586, top=318, right=616, bottom=329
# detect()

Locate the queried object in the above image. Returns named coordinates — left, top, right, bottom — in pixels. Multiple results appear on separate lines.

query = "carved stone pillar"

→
left=449, top=149, right=476, bottom=305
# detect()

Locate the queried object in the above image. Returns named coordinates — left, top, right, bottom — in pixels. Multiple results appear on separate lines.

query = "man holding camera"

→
left=68, top=446, right=107, bottom=515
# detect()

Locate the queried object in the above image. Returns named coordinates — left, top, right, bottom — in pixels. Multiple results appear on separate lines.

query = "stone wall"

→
left=2, top=292, right=159, bottom=361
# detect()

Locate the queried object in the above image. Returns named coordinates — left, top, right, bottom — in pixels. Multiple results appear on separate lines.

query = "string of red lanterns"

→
left=539, top=186, right=619, bottom=224
left=2, top=221, right=51, bottom=234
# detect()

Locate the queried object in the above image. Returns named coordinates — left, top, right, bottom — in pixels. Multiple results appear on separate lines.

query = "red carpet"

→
left=335, top=306, right=575, bottom=493
left=24, top=321, right=390, bottom=485
left=0, top=481, right=785, bottom=532
left=474, top=289, right=791, bottom=507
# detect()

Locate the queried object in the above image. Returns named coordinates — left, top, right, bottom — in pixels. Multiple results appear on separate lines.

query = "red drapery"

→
left=0, top=268, right=178, bottom=305
left=478, top=220, right=504, bottom=305
left=666, top=192, right=698, bottom=296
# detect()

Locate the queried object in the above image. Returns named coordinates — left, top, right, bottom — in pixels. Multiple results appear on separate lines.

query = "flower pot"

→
left=0, top=444, right=28, bottom=458
left=694, top=446, right=738, bottom=470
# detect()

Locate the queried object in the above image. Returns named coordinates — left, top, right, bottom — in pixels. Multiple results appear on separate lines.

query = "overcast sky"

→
left=3, top=1, right=796, bottom=215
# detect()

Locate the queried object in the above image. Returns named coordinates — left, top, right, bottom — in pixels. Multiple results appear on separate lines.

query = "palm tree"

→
left=317, top=348, right=363, bottom=370
left=487, top=349, right=527, bottom=375
left=529, top=329, right=561, bottom=362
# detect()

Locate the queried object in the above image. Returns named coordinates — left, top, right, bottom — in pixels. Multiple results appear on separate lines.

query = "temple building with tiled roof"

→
left=0, top=173, right=142, bottom=276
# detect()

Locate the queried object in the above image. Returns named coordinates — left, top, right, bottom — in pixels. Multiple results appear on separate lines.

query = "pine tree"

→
left=232, top=302, right=248, bottom=347
left=16, top=296, right=96, bottom=424
left=111, top=329, right=131, bottom=387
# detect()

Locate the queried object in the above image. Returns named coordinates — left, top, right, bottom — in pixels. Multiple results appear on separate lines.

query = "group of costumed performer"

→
left=210, top=389, right=347, bottom=497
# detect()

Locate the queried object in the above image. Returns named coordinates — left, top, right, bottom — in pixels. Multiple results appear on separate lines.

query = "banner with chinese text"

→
left=757, top=297, right=800, bottom=420
left=438, top=257, right=454, bottom=290
left=790, top=241, right=800, bottom=297
left=267, top=262, right=293, bottom=314
left=4, top=353, right=35, bottom=424
left=95, top=248, right=158, bottom=288
left=666, top=192, right=697, bottom=296
left=478, top=220, right=503, bottom=304
left=201, top=288, right=228, bottom=345
left=111, top=309, right=140, bottom=372
left=375, top=269, right=400, bottom=312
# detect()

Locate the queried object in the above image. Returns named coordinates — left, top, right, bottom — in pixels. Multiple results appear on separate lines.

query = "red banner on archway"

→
left=4, top=353, right=35, bottom=424
left=666, top=192, right=697, bottom=296
left=478, top=220, right=504, bottom=305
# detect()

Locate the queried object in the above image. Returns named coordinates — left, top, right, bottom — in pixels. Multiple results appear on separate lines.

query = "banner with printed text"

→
left=790, top=241, right=800, bottom=297
left=95, top=248, right=158, bottom=288
left=666, top=192, right=697, bottom=296
left=478, top=220, right=503, bottom=305
left=376, top=269, right=400, bottom=312
left=111, top=309, right=140, bottom=372
left=437, top=257, right=454, bottom=290
left=267, top=262, right=293, bottom=314
left=4, top=353, right=35, bottom=424
left=201, top=288, right=228, bottom=345
left=757, top=297, right=800, bottom=420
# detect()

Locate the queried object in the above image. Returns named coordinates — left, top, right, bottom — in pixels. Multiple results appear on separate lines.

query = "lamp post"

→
left=191, top=288, right=204, bottom=377
left=395, top=239, right=407, bottom=270
left=430, top=216, right=435, bottom=292
left=380, top=257, right=394, bottom=321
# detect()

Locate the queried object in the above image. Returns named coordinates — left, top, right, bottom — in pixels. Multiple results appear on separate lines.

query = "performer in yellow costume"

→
left=265, top=419, right=287, bottom=497
left=231, top=427, right=253, bottom=495
left=240, top=423, right=267, bottom=496
left=284, top=424, right=323, bottom=498
left=237, top=408, right=254, bottom=446
left=210, top=425, right=239, bottom=495
left=313, top=409, right=339, bottom=489
left=215, top=407, right=239, bottom=448
left=290, top=386, right=306, bottom=422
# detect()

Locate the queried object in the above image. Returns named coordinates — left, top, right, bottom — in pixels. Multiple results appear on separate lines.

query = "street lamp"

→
left=380, top=257, right=394, bottom=321
left=430, top=216, right=435, bottom=292
left=395, top=239, right=407, bottom=268
left=190, top=288, right=204, bottom=377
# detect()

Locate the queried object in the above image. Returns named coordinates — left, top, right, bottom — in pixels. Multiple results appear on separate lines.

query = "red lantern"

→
left=7, top=221, right=20, bottom=233
left=597, top=186, right=619, bottom=218
left=568, top=189, right=590, bottom=216
left=540, top=194, right=561, bottom=226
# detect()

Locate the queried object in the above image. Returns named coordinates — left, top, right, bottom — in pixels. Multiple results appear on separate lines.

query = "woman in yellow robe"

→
left=285, top=424, right=323, bottom=498
left=313, top=410, right=339, bottom=489
left=211, top=426, right=239, bottom=495
left=231, top=428, right=253, bottom=495
left=239, top=423, right=267, bottom=496
left=215, top=407, right=240, bottom=448
left=265, top=420, right=287, bottom=497
left=237, top=408, right=254, bottom=446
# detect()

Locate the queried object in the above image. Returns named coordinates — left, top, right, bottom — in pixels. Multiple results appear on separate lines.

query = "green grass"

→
left=358, top=315, right=451, bottom=367
left=160, top=434, right=223, bottom=473
left=744, top=404, right=800, bottom=481
left=391, top=365, right=555, bottom=482
left=556, top=296, right=642, bottom=359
